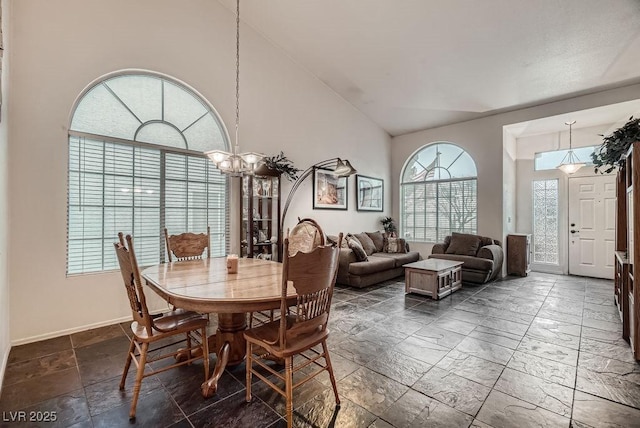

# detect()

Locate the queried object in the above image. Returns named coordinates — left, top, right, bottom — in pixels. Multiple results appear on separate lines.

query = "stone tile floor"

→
left=2, top=272, right=640, bottom=427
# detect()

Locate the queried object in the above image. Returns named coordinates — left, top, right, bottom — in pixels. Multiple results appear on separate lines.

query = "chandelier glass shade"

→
left=557, top=120, right=585, bottom=175
left=206, top=149, right=263, bottom=176
left=205, top=0, right=264, bottom=175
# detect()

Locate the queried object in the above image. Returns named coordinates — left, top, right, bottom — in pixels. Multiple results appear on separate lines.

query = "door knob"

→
left=571, top=229, right=579, bottom=234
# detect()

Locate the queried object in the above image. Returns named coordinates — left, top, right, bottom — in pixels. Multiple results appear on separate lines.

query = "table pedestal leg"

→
left=201, top=313, right=247, bottom=397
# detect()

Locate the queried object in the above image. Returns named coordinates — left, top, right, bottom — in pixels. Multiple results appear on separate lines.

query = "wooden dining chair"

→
left=164, top=226, right=211, bottom=262
left=248, top=218, right=327, bottom=328
left=244, top=231, right=343, bottom=428
left=114, top=233, right=210, bottom=421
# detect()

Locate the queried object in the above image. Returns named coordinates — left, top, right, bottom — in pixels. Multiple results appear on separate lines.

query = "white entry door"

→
left=568, top=175, right=616, bottom=279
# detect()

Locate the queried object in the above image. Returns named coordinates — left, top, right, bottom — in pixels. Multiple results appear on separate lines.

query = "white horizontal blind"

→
left=68, top=135, right=227, bottom=274
left=164, top=152, right=227, bottom=257
left=401, top=179, right=477, bottom=242
left=400, top=142, right=478, bottom=243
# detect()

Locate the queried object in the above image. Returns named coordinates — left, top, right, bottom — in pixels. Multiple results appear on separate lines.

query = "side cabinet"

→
left=506, top=233, right=531, bottom=276
left=616, top=141, right=640, bottom=359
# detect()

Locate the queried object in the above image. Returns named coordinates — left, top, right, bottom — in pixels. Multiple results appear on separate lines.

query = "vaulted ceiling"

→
left=221, top=0, right=640, bottom=136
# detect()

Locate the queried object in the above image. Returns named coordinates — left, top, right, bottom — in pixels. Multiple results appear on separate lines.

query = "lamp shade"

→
left=556, top=120, right=584, bottom=175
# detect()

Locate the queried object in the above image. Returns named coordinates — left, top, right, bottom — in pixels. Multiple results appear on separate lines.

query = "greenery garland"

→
left=262, top=152, right=301, bottom=182
left=592, top=116, right=640, bottom=174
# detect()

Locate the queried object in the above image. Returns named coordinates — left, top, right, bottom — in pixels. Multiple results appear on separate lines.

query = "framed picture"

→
left=356, top=175, right=383, bottom=212
left=313, top=167, right=348, bottom=210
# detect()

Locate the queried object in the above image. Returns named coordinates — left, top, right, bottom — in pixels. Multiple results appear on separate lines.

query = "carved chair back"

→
left=164, top=227, right=211, bottom=262
left=278, top=233, right=341, bottom=347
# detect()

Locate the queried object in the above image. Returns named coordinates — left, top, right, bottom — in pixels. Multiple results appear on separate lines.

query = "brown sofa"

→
left=329, top=231, right=420, bottom=288
left=428, top=233, right=503, bottom=284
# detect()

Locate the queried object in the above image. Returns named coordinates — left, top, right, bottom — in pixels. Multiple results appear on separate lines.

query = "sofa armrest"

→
left=431, top=243, right=447, bottom=254
left=478, top=244, right=503, bottom=268
left=339, top=248, right=357, bottom=272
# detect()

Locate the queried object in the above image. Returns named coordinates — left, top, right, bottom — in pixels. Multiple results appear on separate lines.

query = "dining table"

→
left=141, top=256, right=296, bottom=398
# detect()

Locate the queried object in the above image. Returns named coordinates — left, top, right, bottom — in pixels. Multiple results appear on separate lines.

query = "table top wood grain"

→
left=142, top=257, right=295, bottom=313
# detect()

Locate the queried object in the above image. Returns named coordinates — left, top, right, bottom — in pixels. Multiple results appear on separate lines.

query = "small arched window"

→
left=68, top=72, right=229, bottom=274
left=400, top=142, right=478, bottom=242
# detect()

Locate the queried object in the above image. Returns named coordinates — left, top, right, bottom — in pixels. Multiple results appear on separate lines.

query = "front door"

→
left=568, top=175, right=616, bottom=279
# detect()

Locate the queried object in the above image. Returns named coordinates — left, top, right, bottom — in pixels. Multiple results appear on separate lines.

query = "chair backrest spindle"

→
left=114, top=233, right=153, bottom=335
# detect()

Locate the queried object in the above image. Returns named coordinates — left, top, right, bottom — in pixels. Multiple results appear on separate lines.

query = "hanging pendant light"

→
left=205, top=0, right=264, bottom=176
left=557, top=120, right=585, bottom=175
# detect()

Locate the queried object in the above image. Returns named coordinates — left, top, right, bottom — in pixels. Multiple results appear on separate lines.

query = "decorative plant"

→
left=592, top=116, right=640, bottom=174
left=262, top=151, right=301, bottom=182
left=380, top=216, right=397, bottom=235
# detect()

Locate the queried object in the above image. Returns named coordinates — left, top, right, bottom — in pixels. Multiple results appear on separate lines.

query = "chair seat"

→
left=244, top=318, right=329, bottom=358
left=131, top=308, right=208, bottom=341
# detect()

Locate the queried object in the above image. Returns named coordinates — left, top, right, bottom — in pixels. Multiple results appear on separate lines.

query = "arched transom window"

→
left=401, top=142, right=478, bottom=242
left=68, top=72, right=229, bottom=275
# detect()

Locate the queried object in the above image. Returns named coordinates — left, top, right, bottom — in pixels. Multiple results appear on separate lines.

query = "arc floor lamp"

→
left=278, top=157, right=356, bottom=258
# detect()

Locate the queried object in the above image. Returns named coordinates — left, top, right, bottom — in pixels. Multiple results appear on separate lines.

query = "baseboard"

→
left=10, top=307, right=164, bottom=347
left=531, top=265, right=564, bottom=275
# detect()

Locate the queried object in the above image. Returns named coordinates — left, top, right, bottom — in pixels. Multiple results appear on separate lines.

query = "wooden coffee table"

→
left=404, top=259, right=464, bottom=300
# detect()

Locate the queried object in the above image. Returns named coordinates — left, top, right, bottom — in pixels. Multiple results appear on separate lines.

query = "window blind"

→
left=68, top=135, right=227, bottom=275
left=401, top=179, right=477, bottom=243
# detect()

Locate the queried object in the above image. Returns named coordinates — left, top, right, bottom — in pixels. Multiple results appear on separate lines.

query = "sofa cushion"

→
left=346, top=235, right=368, bottom=261
left=445, top=232, right=482, bottom=256
left=354, top=232, right=377, bottom=256
left=348, top=256, right=395, bottom=276
left=429, top=253, right=494, bottom=271
left=383, top=236, right=407, bottom=253
left=366, top=231, right=385, bottom=253
left=372, top=251, right=420, bottom=268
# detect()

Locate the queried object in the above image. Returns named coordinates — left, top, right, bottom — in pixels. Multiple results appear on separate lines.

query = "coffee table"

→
left=404, top=259, right=464, bottom=299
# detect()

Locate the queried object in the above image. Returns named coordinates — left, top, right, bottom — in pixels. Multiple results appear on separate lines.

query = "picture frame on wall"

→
left=313, top=167, right=348, bottom=210
left=355, top=175, right=383, bottom=212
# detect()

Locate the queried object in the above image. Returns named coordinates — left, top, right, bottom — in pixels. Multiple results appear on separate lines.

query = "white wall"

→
left=391, top=84, right=640, bottom=259
left=502, top=129, right=517, bottom=276
left=0, top=0, right=10, bottom=393
left=516, top=124, right=612, bottom=159
left=8, top=0, right=390, bottom=343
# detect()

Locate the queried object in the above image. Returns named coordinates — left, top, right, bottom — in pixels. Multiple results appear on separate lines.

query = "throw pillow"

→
left=366, top=231, right=385, bottom=253
left=346, top=235, right=368, bottom=261
left=383, top=237, right=407, bottom=253
left=445, top=232, right=482, bottom=256
left=354, top=232, right=377, bottom=256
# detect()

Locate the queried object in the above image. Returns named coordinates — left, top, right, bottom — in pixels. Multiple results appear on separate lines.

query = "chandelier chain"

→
left=565, top=120, right=576, bottom=149
left=235, top=0, right=240, bottom=148
left=204, top=0, right=264, bottom=176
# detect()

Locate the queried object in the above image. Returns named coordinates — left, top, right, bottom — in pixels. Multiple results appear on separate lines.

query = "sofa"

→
left=329, top=231, right=420, bottom=288
left=428, top=232, right=503, bottom=284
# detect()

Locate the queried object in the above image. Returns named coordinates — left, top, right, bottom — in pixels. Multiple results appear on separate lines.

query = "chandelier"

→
left=557, top=120, right=585, bottom=175
left=205, top=0, right=264, bottom=176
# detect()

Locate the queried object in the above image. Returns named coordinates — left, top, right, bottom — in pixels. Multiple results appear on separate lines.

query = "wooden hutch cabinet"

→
left=240, top=169, right=281, bottom=261
left=615, top=141, right=640, bottom=358
left=506, top=233, right=531, bottom=276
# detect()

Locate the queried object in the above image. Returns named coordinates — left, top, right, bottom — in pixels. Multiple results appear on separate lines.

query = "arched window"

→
left=68, top=72, right=229, bottom=274
left=401, top=142, right=477, bottom=242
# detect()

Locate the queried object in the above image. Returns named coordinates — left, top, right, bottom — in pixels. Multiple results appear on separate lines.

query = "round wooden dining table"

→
left=141, top=257, right=295, bottom=398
